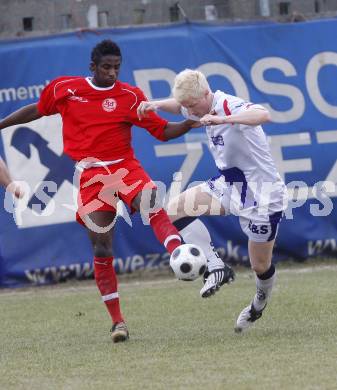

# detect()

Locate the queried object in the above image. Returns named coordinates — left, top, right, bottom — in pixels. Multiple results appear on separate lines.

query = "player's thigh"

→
left=248, top=239, right=275, bottom=275
left=132, top=187, right=161, bottom=214
left=119, top=160, right=158, bottom=213
left=240, top=210, right=283, bottom=274
left=167, top=184, right=225, bottom=222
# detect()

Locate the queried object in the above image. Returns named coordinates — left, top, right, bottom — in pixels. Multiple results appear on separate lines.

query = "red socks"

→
left=149, top=209, right=182, bottom=253
left=93, top=210, right=181, bottom=325
left=94, top=256, right=124, bottom=324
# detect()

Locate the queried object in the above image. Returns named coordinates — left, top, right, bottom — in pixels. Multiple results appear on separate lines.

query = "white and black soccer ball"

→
left=169, top=244, right=207, bottom=281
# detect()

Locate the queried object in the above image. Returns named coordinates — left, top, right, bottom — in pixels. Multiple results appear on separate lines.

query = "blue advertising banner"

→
left=1, top=19, right=337, bottom=287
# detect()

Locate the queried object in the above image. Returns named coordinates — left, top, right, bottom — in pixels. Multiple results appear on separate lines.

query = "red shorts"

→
left=76, top=158, right=156, bottom=224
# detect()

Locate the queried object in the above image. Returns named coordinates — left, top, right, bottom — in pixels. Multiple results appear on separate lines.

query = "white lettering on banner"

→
left=133, top=68, right=176, bottom=100
left=2, top=120, right=337, bottom=228
left=131, top=53, right=336, bottom=121
left=267, top=133, right=312, bottom=180
left=0, top=53, right=336, bottom=120
left=22, top=244, right=251, bottom=283
left=145, top=253, right=162, bottom=269
left=154, top=142, right=203, bottom=192
left=251, top=57, right=305, bottom=123
left=197, top=63, right=250, bottom=100
left=316, top=130, right=337, bottom=186
left=0, top=81, right=49, bottom=103
left=316, top=130, right=337, bottom=143
left=306, top=52, right=337, bottom=118
left=308, top=239, right=337, bottom=256
left=268, top=132, right=337, bottom=200
left=25, top=263, right=93, bottom=284
left=113, top=252, right=170, bottom=273
left=128, top=255, right=144, bottom=272
left=216, top=242, right=245, bottom=262
left=0, top=88, right=16, bottom=102
left=0, top=52, right=337, bottom=123
left=183, top=131, right=337, bottom=201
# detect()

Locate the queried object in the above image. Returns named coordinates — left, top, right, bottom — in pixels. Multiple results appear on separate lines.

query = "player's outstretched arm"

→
left=137, top=98, right=181, bottom=119
left=200, top=106, right=271, bottom=127
left=0, top=103, right=42, bottom=131
left=0, top=157, right=24, bottom=198
left=163, top=119, right=201, bottom=141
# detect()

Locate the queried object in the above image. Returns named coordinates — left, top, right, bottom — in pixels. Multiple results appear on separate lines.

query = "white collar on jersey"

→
left=85, top=77, right=115, bottom=91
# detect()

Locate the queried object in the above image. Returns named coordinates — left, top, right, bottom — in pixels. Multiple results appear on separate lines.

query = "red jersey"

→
left=37, top=76, right=168, bottom=161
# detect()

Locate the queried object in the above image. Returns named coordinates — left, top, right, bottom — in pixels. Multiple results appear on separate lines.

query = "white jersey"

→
left=182, top=90, right=287, bottom=213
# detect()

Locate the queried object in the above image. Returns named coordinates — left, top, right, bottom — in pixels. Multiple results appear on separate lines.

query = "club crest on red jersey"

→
left=102, top=98, right=117, bottom=112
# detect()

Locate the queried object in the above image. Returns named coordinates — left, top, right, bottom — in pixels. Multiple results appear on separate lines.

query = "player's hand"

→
left=200, top=113, right=225, bottom=126
left=137, top=101, right=158, bottom=120
left=185, top=119, right=203, bottom=128
left=0, top=158, right=25, bottom=199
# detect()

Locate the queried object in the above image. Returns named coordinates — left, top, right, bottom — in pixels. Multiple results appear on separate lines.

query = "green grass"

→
left=1, top=264, right=337, bottom=390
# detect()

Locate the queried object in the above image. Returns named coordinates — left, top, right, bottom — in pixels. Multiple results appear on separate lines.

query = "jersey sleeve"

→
left=37, top=77, right=68, bottom=116
left=129, top=88, right=168, bottom=141
left=221, top=94, right=265, bottom=116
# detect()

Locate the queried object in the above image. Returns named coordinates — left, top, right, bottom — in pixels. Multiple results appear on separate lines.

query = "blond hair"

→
left=172, top=69, right=210, bottom=103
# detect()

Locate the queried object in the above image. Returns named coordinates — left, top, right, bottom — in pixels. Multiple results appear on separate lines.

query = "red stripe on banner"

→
left=223, top=99, right=231, bottom=116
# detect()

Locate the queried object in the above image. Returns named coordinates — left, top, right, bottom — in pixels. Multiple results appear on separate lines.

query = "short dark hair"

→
left=91, top=40, right=122, bottom=64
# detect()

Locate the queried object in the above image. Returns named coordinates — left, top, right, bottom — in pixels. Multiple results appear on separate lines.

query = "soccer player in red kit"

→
left=0, top=40, right=198, bottom=343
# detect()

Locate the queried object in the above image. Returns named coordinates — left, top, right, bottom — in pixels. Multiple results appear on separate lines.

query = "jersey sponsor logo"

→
left=102, top=98, right=117, bottom=112
left=248, top=220, right=269, bottom=235
left=206, top=178, right=223, bottom=198
left=67, top=88, right=88, bottom=103
left=211, top=135, right=224, bottom=146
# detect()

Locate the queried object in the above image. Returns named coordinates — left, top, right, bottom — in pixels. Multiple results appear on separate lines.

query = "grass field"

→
left=1, top=263, right=337, bottom=390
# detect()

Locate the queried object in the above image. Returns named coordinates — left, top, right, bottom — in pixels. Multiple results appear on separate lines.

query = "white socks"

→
left=178, top=219, right=224, bottom=272
left=253, top=265, right=276, bottom=311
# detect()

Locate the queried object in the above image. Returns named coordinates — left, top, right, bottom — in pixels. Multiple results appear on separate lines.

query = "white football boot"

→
left=200, top=264, right=235, bottom=298
left=234, top=303, right=266, bottom=333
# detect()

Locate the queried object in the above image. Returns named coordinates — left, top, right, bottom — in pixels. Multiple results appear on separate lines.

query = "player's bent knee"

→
left=94, top=246, right=112, bottom=258
left=251, top=262, right=270, bottom=275
left=92, top=239, right=113, bottom=258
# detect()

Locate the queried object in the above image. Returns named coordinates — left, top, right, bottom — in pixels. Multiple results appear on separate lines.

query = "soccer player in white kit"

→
left=137, top=69, right=288, bottom=332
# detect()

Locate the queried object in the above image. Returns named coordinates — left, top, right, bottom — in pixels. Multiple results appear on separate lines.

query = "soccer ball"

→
left=170, top=244, right=207, bottom=281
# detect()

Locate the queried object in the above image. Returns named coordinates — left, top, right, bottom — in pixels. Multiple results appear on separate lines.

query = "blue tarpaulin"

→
left=1, top=19, right=337, bottom=287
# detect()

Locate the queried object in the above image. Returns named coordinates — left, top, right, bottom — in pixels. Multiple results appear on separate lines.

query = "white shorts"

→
left=201, top=175, right=288, bottom=242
